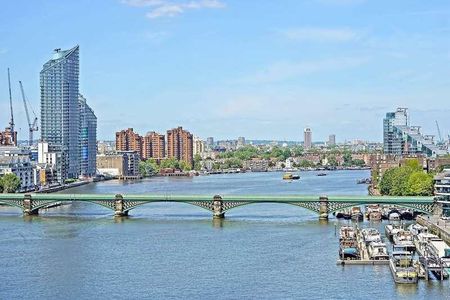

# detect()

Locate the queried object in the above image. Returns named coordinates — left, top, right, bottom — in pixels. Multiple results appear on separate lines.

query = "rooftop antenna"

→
left=7, top=68, right=15, bottom=145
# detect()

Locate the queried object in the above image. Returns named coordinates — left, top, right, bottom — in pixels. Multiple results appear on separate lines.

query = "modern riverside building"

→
left=79, top=94, right=97, bottom=177
left=115, top=128, right=143, bottom=159
left=383, top=107, right=447, bottom=157
left=0, top=146, right=35, bottom=192
left=167, top=127, right=193, bottom=167
left=304, top=127, right=312, bottom=150
left=40, top=46, right=97, bottom=182
left=40, top=46, right=80, bottom=181
left=143, top=131, right=165, bottom=160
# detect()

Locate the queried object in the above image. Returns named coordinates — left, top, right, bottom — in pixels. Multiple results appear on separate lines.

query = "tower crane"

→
left=19, top=81, right=38, bottom=146
left=7, top=68, right=15, bottom=145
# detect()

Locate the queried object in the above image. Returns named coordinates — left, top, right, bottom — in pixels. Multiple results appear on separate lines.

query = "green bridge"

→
left=0, top=193, right=442, bottom=219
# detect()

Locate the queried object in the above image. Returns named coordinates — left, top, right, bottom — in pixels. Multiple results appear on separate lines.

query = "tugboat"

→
left=389, top=248, right=418, bottom=284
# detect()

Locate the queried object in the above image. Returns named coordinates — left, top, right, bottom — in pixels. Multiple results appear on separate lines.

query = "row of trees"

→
left=138, top=155, right=203, bottom=177
left=379, top=159, right=434, bottom=196
left=0, top=174, right=21, bottom=193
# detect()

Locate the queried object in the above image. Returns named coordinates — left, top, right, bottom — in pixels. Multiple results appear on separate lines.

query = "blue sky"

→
left=0, top=0, right=449, bottom=142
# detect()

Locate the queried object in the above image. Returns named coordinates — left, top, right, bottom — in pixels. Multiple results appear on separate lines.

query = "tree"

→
left=379, top=168, right=395, bottom=195
left=291, top=146, right=303, bottom=157
left=139, top=159, right=159, bottom=177
left=327, top=156, right=338, bottom=167
left=352, top=159, right=365, bottom=167
left=1, top=174, right=21, bottom=193
left=193, top=154, right=202, bottom=171
left=343, top=151, right=352, bottom=166
left=406, top=171, right=433, bottom=196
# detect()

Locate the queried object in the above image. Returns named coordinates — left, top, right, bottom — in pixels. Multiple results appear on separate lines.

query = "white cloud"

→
left=123, top=0, right=225, bottom=19
left=238, top=57, right=369, bottom=84
left=281, top=27, right=361, bottom=42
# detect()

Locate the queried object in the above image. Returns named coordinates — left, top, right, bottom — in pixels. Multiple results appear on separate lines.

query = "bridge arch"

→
left=327, top=202, right=434, bottom=215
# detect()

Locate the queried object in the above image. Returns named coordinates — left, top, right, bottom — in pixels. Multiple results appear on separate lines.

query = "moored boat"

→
left=283, top=173, right=300, bottom=180
left=366, top=204, right=382, bottom=221
left=385, top=223, right=402, bottom=242
left=351, top=207, right=363, bottom=221
left=361, top=228, right=382, bottom=244
left=368, top=241, right=389, bottom=260
left=393, top=230, right=416, bottom=252
left=389, top=251, right=418, bottom=284
left=339, top=226, right=359, bottom=260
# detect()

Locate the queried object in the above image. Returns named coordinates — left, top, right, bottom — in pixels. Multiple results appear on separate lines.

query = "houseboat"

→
left=389, top=250, right=418, bottom=284
left=368, top=242, right=389, bottom=260
left=393, top=230, right=416, bottom=252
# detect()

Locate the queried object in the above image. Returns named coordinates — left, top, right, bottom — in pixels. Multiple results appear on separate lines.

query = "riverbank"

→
left=417, top=215, right=450, bottom=245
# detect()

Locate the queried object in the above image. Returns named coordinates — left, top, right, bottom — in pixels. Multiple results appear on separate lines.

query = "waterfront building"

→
left=167, top=127, right=193, bottom=167
left=383, top=107, right=446, bottom=157
left=435, top=170, right=450, bottom=196
left=193, top=136, right=205, bottom=156
left=0, top=146, right=34, bottom=192
left=40, top=46, right=80, bottom=181
left=244, top=159, right=269, bottom=172
left=79, top=94, right=97, bottom=177
left=115, top=128, right=143, bottom=159
left=97, top=151, right=140, bottom=179
left=328, top=134, right=336, bottom=146
left=304, top=127, right=312, bottom=150
left=143, top=132, right=166, bottom=160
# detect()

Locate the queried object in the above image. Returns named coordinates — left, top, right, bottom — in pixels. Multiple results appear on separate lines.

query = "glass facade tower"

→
left=40, top=46, right=80, bottom=180
left=79, top=94, right=97, bottom=177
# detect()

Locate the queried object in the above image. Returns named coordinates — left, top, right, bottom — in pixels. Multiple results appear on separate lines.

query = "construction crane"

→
left=435, top=120, right=443, bottom=144
left=7, top=68, right=15, bottom=145
left=19, top=81, right=38, bottom=146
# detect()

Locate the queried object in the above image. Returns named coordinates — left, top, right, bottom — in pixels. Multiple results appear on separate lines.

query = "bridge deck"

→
left=0, top=193, right=435, bottom=203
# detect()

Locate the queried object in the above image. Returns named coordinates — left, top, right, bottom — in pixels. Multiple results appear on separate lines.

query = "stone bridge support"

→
left=114, top=194, right=129, bottom=217
left=213, top=195, right=225, bottom=219
left=23, top=194, right=39, bottom=216
left=319, top=196, right=329, bottom=220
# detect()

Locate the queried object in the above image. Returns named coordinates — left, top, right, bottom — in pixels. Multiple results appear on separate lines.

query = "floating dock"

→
left=336, top=259, right=389, bottom=265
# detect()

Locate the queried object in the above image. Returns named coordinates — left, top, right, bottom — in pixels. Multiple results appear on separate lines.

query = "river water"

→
left=1, top=170, right=449, bottom=299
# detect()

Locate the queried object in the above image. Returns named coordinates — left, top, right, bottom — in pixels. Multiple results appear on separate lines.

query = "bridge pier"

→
left=213, top=195, right=225, bottom=219
left=319, top=196, right=329, bottom=220
left=114, top=194, right=129, bottom=217
left=23, top=194, right=39, bottom=216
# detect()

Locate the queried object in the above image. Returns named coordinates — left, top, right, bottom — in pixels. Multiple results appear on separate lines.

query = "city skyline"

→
left=1, top=0, right=450, bottom=141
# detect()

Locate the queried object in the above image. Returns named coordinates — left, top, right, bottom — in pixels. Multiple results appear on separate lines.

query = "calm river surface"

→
left=1, top=170, right=449, bottom=299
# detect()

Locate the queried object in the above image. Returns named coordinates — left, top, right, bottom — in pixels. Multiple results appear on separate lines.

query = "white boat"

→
left=361, top=228, right=382, bottom=244
left=368, top=242, right=389, bottom=260
left=393, top=230, right=416, bottom=252
left=389, top=212, right=401, bottom=221
left=366, top=204, right=382, bottom=221
left=408, top=223, right=428, bottom=237
left=389, top=251, right=418, bottom=284
left=385, top=224, right=402, bottom=241
left=427, top=237, right=450, bottom=265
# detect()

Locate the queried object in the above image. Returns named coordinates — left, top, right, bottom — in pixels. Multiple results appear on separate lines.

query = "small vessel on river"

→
left=389, top=250, right=418, bottom=284
left=339, top=226, right=359, bottom=260
left=393, top=230, right=416, bottom=253
left=351, top=207, right=363, bottom=221
left=368, top=242, right=389, bottom=260
left=282, top=173, right=300, bottom=180
left=385, top=223, right=402, bottom=241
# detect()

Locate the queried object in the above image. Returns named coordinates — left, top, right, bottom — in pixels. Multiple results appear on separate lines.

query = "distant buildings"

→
left=0, top=146, right=35, bottom=192
left=114, top=126, right=195, bottom=167
left=206, top=137, right=214, bottom=148
left=167, top=127, right=193, bottom=167
left=383, top=107, right=447, bottom=157
left=0, top=127, right=17, bottom=146
left=304, top=127, right=312, bottom=150
left=237, top=137, right=246, bottom=148
left=97, top=151, right=140, bottom=179
left=193, top=136, right=205, bottom=156
left=143, top=132, right=166, bottom=160
left=328, top=134, right=336, bottom=146
left=40, top=46, right=97, bottom=182
left=115, top=128, right=143, bottom=158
